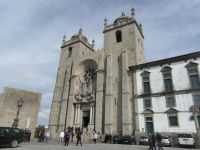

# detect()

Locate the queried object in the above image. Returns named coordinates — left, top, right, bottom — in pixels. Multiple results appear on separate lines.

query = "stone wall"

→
left=0, top=87, right=41, bottom=137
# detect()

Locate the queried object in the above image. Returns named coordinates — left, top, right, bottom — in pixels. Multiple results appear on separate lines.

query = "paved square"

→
left=0, top=140, right=199, bottom=150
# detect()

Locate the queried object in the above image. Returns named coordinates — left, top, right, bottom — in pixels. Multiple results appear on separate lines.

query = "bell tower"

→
left=103, top=8, right=144, bottom=135
left=103, top=8, right=144, bottom=66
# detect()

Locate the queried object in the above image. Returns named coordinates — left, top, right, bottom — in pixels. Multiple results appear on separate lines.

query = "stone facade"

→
left=49, top=9, right=144, bottom=138
left=0, top=87, right=41, bottom=137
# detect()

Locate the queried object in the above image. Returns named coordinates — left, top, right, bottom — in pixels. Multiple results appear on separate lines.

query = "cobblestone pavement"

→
left=0, top=140, right=199, bottom=150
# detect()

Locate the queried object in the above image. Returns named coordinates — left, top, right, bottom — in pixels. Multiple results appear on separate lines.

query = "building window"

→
left=115, top=30, right=122, bottom=43
left=197, top=115, right=200, bottom=128
left=68, top=47, right=72, bottom=57
left=141, top=70, right=151, bottom=95
left=185, top=62, right=200, bottom=89
left=193, top=94, right=200, bottom=106
left=144, top=98, right=152, bottom=108
left=161, top=67, right=173, bottom=92
left=168, top=115, right=179, bottom=126
left=166, top=96, right=176, bottom=107
left=188, top=68, right=200, bottom=89
left=143, top=76, right=151, bottom=94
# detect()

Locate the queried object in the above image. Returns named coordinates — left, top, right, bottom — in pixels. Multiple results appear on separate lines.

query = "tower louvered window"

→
left=115, top=30, right=122, bottom=43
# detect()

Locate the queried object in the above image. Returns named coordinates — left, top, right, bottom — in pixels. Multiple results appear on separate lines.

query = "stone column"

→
left=89, top=105, right=93, bottom=124
left=132, top=70, right=140, bottom=138
left=105, top=55, right=113, bottom=134
left=92, top=106, right=94, bottom=124
left=77, top=104, right=80, bottom=124
left=66, top=74, right=76, bottom=126
left=121, top=51, right=132, bottom=135
left=74, top=104, right=78, bottom=124
left=95, top=67, right=104, bottom=133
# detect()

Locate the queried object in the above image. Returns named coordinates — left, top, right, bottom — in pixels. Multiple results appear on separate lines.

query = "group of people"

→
left=148, top=132, right=163, bottom=150
left=59, top=129, right=98, bottom=146
left=21, top=128, right=31, bottom=142
left=38, top=130, right=51, bottom=143
left=59, top=130, right=82, bottom=146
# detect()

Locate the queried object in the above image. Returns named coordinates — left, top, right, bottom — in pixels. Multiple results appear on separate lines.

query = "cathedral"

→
left=49, top=8, right=200, bottom=138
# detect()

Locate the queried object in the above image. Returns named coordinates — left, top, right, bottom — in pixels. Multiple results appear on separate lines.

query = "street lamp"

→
left=12, top=98, right=24, bottom=128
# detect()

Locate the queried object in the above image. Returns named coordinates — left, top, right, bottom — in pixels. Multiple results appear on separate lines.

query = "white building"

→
left=130, top=52, right=200, bottom=135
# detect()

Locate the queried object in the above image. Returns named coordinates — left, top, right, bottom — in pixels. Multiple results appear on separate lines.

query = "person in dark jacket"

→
left=71, top=131, right=74, bottom=142
left=148, top=134, right=153, bottom=150
left=156, top=132, right=163, bottom=150
left=76, top=131, right=82, bottom=146
left=152, top=133, right=156, bottom=150
left=64, top=130, right=71, bottom=146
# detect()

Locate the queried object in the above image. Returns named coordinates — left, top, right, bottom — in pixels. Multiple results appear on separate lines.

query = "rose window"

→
left=83, top=68, right=96, bottom=82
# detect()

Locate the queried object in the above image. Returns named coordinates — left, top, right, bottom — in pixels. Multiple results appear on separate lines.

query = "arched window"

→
left=115, top=30, right=122, bottom=43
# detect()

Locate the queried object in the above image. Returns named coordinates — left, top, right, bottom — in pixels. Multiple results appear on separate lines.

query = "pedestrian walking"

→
left=152, top=133, right=156, bottom=150
left=156, top=132, right=163, bottom=150
left=76, top=131, right=82, bottom=146
left=93, top=131, right=97, bottom=144
left=148, top=134, right=153, bottom=150
left=71, top=131, right=74, bottom=142
left=45, top=131, right=51, bottom=143
left=42, top=131, right=46, bottom=142
left=38, top=131, right=43, bottom=142
left=64, top=130, right=71, bottom=146
left=60, top=131, right=65, bottom=143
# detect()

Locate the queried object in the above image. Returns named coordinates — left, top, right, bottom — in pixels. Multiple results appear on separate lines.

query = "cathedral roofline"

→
left=61, top=29, right=95, bottom=52
left=103, top=20, right=144, bottom=38
left=61, top=38, right=94, bottom=52
left=129, top=51, right=200, bottom=70
left=103, top=9, right=144, bottom=38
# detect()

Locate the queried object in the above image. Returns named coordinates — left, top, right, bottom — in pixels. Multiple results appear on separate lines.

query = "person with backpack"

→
left=64, top=130, right=71, bottom=146
left=76, top=131, right=82, bottom=146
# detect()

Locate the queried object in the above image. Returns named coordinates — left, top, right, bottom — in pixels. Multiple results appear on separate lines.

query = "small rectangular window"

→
left=166, top=96, right=176, bottom=107
left=168, top=115, right=178, bottom=126
left=163, top=72, right=171, bottom=78
left=193, top=94, right=200, bottom=106
left=146, top=117, right=153, bottom=121
left=188, top=69, right=198, bottom=74
left=144, top=98, right=152, bottom=108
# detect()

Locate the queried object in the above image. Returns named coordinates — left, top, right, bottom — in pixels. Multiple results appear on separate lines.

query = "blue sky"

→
left=0, top=0, right=200, bottom=125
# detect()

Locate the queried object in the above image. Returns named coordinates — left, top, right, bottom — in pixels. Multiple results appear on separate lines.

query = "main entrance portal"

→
left=82, top=111, right=90, bottom=128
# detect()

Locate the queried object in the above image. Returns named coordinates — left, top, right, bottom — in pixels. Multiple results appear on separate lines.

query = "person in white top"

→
left=93, top=131, right=98, bottom=144
left=45, top=131, right=51, bottom=143
left=60, top=131, right=65, bottom=143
